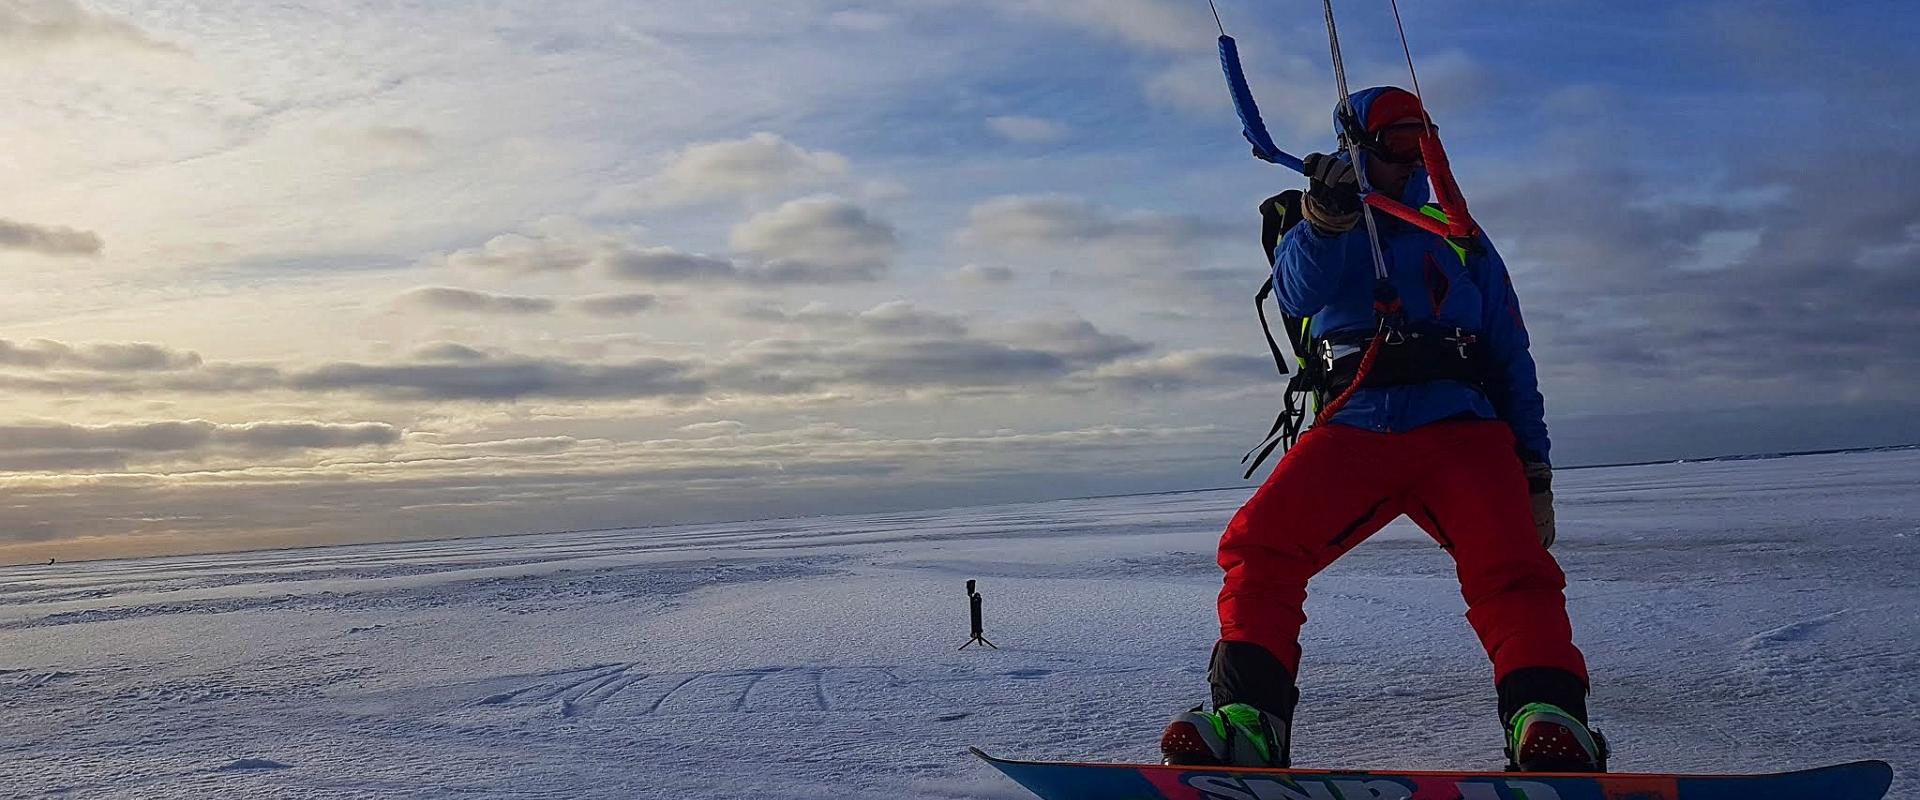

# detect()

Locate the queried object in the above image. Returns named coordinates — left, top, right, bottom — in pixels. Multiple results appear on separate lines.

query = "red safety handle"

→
left=1419, top=133, right=1479, bottom=238
left=1362, top=193, right=1450, bottom=238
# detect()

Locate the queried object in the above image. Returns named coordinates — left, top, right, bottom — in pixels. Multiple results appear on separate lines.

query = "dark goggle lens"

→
left=1376, top=123, right=1430, bottom=162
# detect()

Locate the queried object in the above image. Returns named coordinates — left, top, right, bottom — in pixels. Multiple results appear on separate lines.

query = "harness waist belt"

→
left=1319, top=326, right=1491, bottom=397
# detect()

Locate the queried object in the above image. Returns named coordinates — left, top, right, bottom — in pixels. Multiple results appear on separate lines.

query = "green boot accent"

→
left=1215, top=703, right=1278, bottom=765
left=1506, top=702, right=1606, bottom=772
left=1161, top=703, right=1289, bottom=767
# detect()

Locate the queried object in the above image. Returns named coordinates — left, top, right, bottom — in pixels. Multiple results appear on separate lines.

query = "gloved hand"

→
left=1523, top=461, right=1556, bottom=548
left=1300, top=152, right=1360, bottom=235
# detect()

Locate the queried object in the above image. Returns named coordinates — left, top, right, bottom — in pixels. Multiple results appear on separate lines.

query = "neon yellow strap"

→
left=1421, top=204, right=1469, bottom=264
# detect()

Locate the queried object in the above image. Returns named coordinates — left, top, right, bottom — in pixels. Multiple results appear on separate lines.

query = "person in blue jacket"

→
left=1160, top=87, right=1605, bottom=772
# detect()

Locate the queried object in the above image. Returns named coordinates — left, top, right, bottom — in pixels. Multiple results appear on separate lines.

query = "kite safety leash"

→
left=1389, top=0, right=1479, bottom=239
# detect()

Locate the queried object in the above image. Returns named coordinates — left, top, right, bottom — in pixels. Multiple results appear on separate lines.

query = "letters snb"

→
left=1185, top=774, right=1564, bottom=800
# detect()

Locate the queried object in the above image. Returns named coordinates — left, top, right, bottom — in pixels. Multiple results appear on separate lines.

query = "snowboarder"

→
left=1160, top=86, right=1605, bottom=773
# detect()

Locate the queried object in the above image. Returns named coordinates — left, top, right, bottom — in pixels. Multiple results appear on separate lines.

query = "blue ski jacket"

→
left=1273, top=87, right=1550, bottom=464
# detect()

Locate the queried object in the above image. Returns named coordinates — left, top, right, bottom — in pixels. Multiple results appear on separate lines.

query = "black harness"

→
left=1240, top=190, right=1492, bottom=478
left=1318, top=325, right=1489, bottom=398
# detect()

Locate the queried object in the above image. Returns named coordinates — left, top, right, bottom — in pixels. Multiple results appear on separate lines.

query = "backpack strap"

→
left=1255, top=191, right=1315, bottom=375
left=1260, top=190, right=1303, bottom=265
left=1242, top=191, right=1321, bottom=478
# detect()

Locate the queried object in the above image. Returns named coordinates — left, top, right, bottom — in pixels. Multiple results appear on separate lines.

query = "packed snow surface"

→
left=1, top=450, right=1915, bottom=798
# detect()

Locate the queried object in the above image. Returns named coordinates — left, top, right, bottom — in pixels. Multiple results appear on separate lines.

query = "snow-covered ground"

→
left=1, top=450, right=1915, bottom=799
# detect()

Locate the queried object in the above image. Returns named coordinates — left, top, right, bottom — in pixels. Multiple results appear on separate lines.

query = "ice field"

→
left=1, top=449, right=1915, bottom=798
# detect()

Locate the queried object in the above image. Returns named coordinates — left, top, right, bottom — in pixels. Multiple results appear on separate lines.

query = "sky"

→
left=2, top=0, right=1917, bottom=562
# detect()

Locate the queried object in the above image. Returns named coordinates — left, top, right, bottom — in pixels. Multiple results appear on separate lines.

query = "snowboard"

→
left=970, top=748, right=1894, bottom=800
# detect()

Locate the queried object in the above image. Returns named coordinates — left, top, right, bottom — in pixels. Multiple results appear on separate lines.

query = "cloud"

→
left=1474, top=138, right=1920, bottom=406
left=601, top=246, right=746, bottom=283
left=987, top=0, right=1214, bottom=53
left=716, top=315, right=1149, bottom=393
left=825, top=10, right=896, bottom=32
left=363, top=125, right=432, bottom=149
left=678, top=420, right=746, bottom=436
left=1144, top=54, right=1331, bottom=139
left=573, top=293, right=661, bottom=317
left=0, top=322, right=1145, bottom=404
left=598, top=132, right=849, bottom=211
left=313, top=125, right=438, bottom=169
left=837, top=340, right=1075, bottom=387
left=289, top=357, right=709, bottom=401
left=728, top=195, right=898, bottom=282
left=739, top=301, right=970, bottom=338
left=0, top=364, right=282, bottom=396
left=0, top=419, right=399, bottom=473
left=0, top=339, right=200, bottom=371
left=0, top=0, right=183, bottom=56
left=219, top=421, right=402, bottom=449
left=412, top=342, right=491, bottom=362
left=959, top=194, right=1234, bottom=284
left=398, top=287, right=556, bottom=314
left=1087, top=350, right=1269, bottom=391
left=947, top=264, right=1016, bottom=285
left=1004, top=319, right=1152, bottom=367
left=415, top=436, right=581, bottom=457
left=443, top=232, right=597, bottom=274
left=854, top=301, right=970, bottom=337
left=0, top=218, right=103, bottom=256
left=1395, top=49, right=1493, bottom=120
left=964, top=195, right=1111, bottom=245
left=0, top=449, right=129, bottom=473
left=0, top=351, right=717, bottom=404
left=988, top=115, right=1068, bottom=143
left=444, top=217, right=886, bottom=286
left=963, top=194, right=1214, bottom=249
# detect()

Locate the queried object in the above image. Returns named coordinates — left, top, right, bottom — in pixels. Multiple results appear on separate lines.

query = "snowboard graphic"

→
left=971, top=747, right=1894, bottom=800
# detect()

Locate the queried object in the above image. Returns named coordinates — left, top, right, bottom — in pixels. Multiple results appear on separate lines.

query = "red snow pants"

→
left=1217, top=419, right=1587, bottom=684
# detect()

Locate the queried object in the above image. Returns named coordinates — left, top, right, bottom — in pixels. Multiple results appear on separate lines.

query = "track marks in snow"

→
left=640, top=673, right=705, bottom=715
left=471, top=664, right=977, bottom=719
left=474, top=662, right=632, bottom=715
left=215, top=758, right=291, bottom=771
left=644, top=667, right=816, bottom=715
left=2, top=670, right=77, bottom=691
left=564, top=666, right=648, bottom=718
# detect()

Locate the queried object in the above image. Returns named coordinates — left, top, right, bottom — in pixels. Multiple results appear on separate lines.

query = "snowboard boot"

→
left=1160, top=703, right=1290, bottom=767
left=1497, top=666, right=1606, bottom=772
left=1505, top=703, right=1608, bottom=773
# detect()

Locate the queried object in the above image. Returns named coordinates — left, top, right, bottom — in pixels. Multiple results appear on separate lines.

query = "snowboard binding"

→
left=1160, top=704, right=1290, bottom=768
left=1504, top=702, right=1609, bottom=773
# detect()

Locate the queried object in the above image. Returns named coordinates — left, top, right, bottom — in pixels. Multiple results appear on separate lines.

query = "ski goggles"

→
left=1370, top=122, right=1432, bottom=164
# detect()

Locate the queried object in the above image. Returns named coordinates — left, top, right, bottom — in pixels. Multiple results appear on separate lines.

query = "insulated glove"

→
left=1300, top=152, right=1360, bottom=235
left=1524, top=461, right=1556, bottom=548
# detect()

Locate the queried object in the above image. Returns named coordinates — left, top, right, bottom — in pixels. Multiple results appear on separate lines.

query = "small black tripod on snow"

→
left=958, top=579, right=997, bottom=650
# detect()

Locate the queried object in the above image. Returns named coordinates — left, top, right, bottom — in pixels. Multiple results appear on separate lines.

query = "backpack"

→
left=1241, top=190, right=1319, bottom=479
